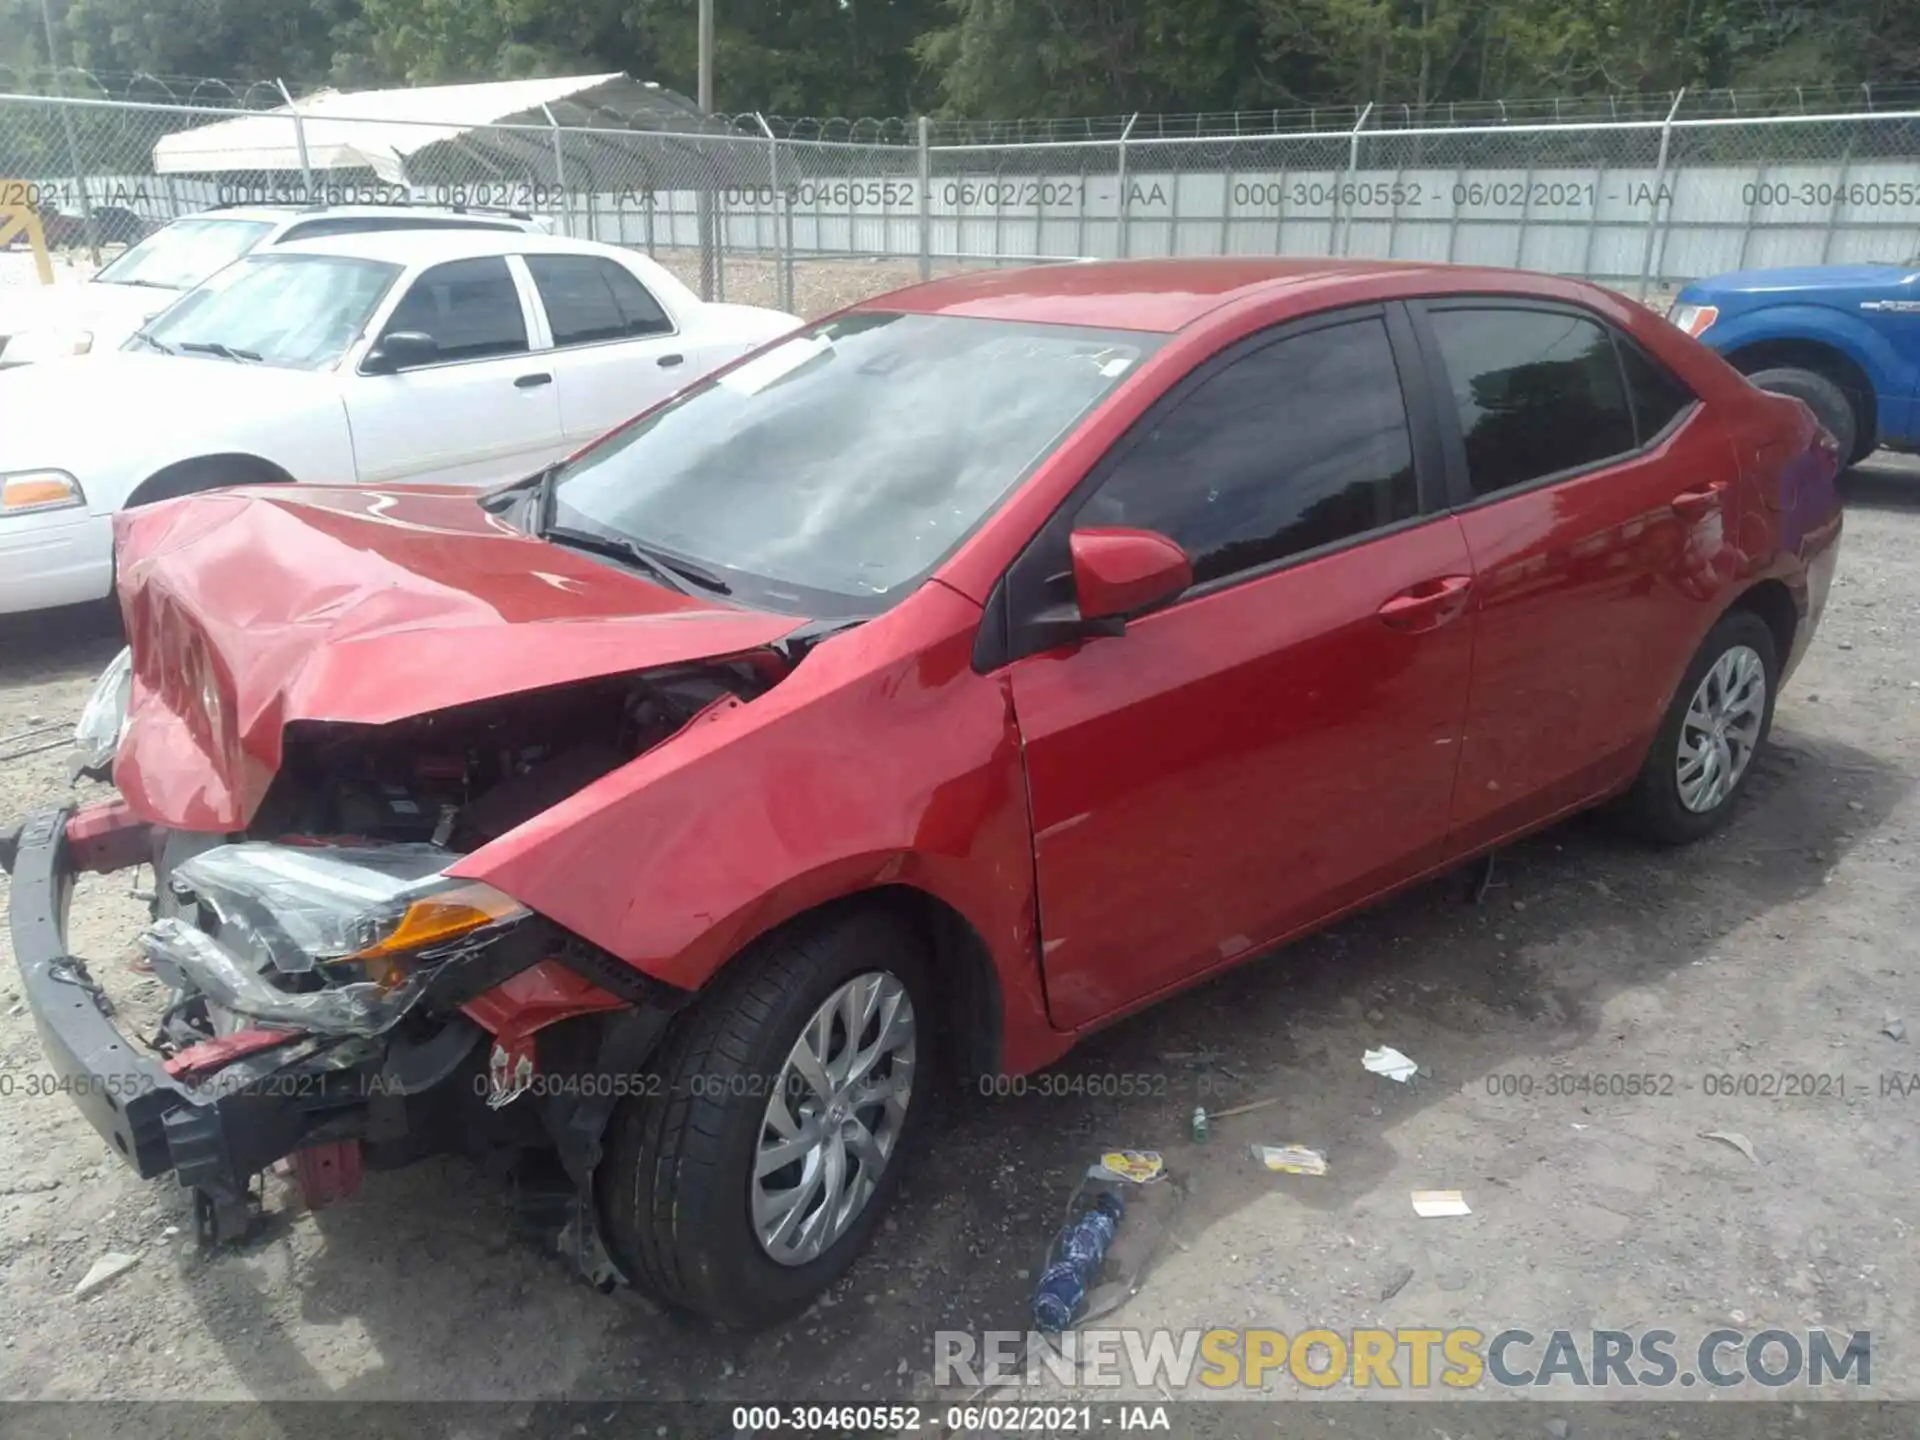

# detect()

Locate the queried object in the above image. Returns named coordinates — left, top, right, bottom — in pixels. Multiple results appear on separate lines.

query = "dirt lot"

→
left=1, top=242, right=1918, bottom=1423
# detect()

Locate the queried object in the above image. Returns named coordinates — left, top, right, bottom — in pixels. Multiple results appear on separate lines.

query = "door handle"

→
left=514, top=372, right=553, bottom=389
left=657, top=353, right=686, bottom=368
left=1377, top=574, right=1472, bottom=632
left=1670, top=480, right=1728, bottom=520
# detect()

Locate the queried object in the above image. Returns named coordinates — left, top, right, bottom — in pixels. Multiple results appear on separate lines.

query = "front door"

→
left=1001, top=309, right=1476, bottom=1029
left=344, top=256, right=563, bottom=486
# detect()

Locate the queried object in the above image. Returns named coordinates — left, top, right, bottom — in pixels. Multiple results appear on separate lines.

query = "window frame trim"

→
left=1407, top=295, right=1702, bottom=514
left=978, top=300, right=1452, bottom=673
left=523, top=251, right=681, bottom=354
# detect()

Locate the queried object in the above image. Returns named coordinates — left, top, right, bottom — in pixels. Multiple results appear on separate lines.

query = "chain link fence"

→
left=6, top=86, right=1920, bottom=316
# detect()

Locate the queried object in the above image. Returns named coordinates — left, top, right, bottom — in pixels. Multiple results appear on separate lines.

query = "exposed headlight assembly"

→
left=143, top=842, right=530, bottom=1037
left=71, top=645, right=132, bottom=780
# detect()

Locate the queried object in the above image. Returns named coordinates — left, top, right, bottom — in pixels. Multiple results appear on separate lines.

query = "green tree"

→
left=629, top=0, right=945, bottom=116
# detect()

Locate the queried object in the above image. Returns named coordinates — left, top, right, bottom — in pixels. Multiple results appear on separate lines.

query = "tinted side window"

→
left=1429, top=308, right=1637, bottom=498
left=1618, top=339, right=1696, bottom=442
left=603, top=261, right=673, bottom=336
left=525, top=255, right=627, bottom=346
left=526, top=255, right=673, bottom=346
left=1079, top=318, right=1418, bottom=587
left=381, top=257, right=527, bottom=363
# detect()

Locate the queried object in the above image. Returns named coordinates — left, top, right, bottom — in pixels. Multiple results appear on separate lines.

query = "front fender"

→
left=449, top=582, right=1065, bottom=1074
left=133, top=402, right=356, bottom=494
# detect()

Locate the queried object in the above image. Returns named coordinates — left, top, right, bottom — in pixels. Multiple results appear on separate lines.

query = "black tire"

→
left=1617, top=609, right=1779, bottom=846
left=1746, top=365, right=1867, bottom=465
left=599, top=905, right=933, bottom=1328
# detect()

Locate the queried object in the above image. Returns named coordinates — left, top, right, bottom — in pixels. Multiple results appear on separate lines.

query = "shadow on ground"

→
left=1842, top=453, right=1920, bottom=512
left=0, top=601, right=123, bottom=684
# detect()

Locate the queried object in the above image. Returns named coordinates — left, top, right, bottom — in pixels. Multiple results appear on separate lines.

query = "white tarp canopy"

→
left=151, top=74, right=695, bottom=183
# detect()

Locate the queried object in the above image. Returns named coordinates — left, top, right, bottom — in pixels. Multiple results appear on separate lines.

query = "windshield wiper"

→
left=179, top=341, right=262, bottom=363
left=477, top=462, right=557, bottom=520
left=542, top=525, right=732, bottom=596
left=128, top=330, right=174, bottom=356
left=109, top=278, right=179, bottom=290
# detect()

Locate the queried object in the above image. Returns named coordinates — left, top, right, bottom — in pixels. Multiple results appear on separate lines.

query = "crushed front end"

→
left=1, top=646, right=788, bottom=1281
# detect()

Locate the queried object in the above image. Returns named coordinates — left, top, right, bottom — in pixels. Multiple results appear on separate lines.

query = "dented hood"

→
left=112, top=484, right=802, bottom=832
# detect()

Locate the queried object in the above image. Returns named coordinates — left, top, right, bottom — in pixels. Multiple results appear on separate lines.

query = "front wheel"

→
left=1616, top=610, right=1778, bottom=845
left=599, top=906, right=930, bottom=1328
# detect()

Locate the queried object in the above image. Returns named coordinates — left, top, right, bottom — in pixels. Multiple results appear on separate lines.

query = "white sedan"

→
left=0, top=203, right=546, bottom=367
left=0, top=230, right=801, bottom=614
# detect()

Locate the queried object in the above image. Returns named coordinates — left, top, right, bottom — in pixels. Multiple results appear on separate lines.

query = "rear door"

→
left=343, top=256, right=563, bottom=486
left=1409, top=300, right=1741, bottom=855
left=522, top=252, right=691, bottom=448
left=1000, top=306, right=1476, bottom=1028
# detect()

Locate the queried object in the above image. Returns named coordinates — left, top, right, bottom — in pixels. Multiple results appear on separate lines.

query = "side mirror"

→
left=1070, top=526, right=1193, bottom=625
left=365, top=330, right=439, bottom=374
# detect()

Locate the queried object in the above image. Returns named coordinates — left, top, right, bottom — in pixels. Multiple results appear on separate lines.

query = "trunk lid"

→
left=112, top=484, right=802, bottom=831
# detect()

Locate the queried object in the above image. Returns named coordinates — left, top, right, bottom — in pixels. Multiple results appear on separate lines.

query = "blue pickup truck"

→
left=1667, top=263, right=1920, bottom=464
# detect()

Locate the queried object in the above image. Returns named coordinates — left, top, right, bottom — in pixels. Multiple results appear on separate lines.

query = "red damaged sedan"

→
left=3, top=259, right=1841, bottom=1328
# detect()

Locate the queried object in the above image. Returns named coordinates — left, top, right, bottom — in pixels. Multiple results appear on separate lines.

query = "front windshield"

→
left=142, top=253, right=401, bottom=370
left=92, top=217, right=273, bottom=290
left=550, top=311, right=1160, bottom=614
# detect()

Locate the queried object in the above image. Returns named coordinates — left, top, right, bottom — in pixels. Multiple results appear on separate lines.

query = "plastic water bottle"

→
left=1031, top=1190, right=1124, bottom=1333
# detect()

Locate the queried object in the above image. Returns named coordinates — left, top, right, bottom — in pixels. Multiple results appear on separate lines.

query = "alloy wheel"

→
left=1676, top=644, right=1767, bottom=813
left=751, top=970, right=916, bottom=1266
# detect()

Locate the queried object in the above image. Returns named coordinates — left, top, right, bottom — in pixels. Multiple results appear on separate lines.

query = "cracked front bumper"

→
left=5, top=806, right=486, bottom=1217
left=7, top=807, right=186, bottom=1176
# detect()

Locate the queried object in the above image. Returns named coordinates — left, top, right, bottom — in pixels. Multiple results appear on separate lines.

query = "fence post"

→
left=43, top=91, right=100, bottom=266
left=1637, top=88, right=1685, bottom=301
left=1116, top=112, right=1139, bottom=258
left=540, top=103, right=570, bottom=236
left=1338, top=102, right=1372, bottom=257
left=917, top=115, right=932, bottom=280
left=275, top=79, right=314, bottom=198
left=698, top=143, right=717, bottom=302
left=756, top=113, right=794, bottom=313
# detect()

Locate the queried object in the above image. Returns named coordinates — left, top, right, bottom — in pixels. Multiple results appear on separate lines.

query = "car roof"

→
left=196, top=204, right=534, bottom=228
left=860, top=257, right=1590, bottom=333
left=263, top=230, right=632, bottom=267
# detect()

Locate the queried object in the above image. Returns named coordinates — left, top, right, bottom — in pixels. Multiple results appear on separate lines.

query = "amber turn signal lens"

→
left=1, top=471, right=83, bottom=513
left=353, top=882, right=527, bottom=984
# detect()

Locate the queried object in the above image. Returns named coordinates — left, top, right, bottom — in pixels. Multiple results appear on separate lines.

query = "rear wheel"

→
left=1746, top=365, right=1866, bottom=465
left=599, top=906, right=930, bottom=1328
left=1617, top=609, right=1778, bottom=845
